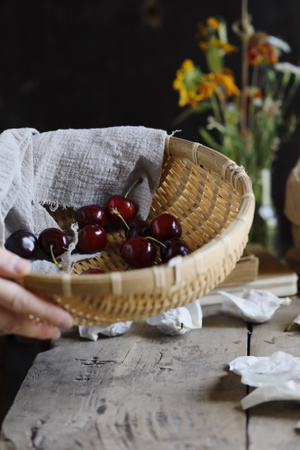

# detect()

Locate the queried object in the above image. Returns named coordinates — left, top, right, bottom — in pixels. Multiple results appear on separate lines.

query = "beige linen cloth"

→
left=0, top=126, right=167, bottom=272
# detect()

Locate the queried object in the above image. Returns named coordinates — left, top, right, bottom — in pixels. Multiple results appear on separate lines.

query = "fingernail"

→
left=59, top=313, right=74, bottom=329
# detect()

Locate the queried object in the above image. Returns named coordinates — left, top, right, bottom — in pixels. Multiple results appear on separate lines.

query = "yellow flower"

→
left=199, top=69, right=240, bottom=102
left=181, top=59, right=194, bottom=72
left=213, top=36, right=238, bottom=54
left=172, top=59, right=194, bottom=96
left=197, top=17, right=221, bottom=41
left=173, top=59, right=204, bottom=107
left=198, top=41, right=209, bottom=52
left=206, top=17, right=220, bottom=30
left=199, top=36, right=238, bottom=54
left=173, top=60, right=240, bottom=107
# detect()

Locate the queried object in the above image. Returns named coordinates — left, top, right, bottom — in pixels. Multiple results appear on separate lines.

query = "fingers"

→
left=0, top=247, right=31, bottom=277
left=0, top=305, right=62, bottom=340
left=0, top=276, right=73, bottom=329
left=0, top=247, right=73, bottom=336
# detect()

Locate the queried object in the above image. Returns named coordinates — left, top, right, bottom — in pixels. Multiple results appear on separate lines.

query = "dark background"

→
left=0, top=0, right=299, bottom=138
left=0, top=0, right=300, bottom=243
left=0, top=0, right=300, bottom=252
left=1, top=0, right=300, bottom=254
left=1, top=0, right=300, bottom=423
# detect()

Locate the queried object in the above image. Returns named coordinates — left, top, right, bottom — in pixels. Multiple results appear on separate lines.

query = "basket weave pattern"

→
left=19, top=136, right=255, bottom=325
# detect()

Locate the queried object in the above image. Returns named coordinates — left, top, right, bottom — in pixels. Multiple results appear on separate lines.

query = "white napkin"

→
left=229, top=351, right=300, bottom=413
left=78, top=321, right=133, bottom=340
left=220, top=289, right=291, bottom=323
left=0, top=126, right=167, bottom=271
left=146, top=299, right=203, bottom=335
left=78, top=299, right=203, bottom=339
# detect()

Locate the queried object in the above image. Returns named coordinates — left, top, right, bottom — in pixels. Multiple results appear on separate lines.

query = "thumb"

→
left=0, top=247, right=31, bottom=277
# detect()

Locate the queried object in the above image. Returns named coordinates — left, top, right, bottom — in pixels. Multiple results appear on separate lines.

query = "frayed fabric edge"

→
left=36, top=200, right=69, bottom=212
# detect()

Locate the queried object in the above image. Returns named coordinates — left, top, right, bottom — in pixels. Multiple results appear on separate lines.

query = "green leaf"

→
left=184, top=67, right=204, bottom=90
left=218, top=21, right=228, bottom=44
left=206, top=41, right=223, bottom=73
left=172, top=102, right=212, bottom=126
left=199, top=127, right=222, bottom=150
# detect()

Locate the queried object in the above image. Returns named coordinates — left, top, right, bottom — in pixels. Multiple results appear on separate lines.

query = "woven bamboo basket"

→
left=17, top=136, right=255, bottom=326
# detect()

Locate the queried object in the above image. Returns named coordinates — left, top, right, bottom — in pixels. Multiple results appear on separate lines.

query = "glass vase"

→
left=248, top=168, right=278, bottom=253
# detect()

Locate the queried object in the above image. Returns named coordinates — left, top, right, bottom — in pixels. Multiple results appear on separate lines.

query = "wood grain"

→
left=0, top=306, right=247, bottom=450
left=3, top=300, right=300, bottom=450
left=247, top=297, right=300, bottom=450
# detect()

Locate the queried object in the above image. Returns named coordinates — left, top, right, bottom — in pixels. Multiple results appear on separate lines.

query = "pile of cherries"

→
left=5, top=178, right=191, bottom=272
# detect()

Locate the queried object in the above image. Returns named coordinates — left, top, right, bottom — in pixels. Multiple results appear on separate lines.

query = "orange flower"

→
left=248, top=32, right=279, bottom=66
left=199, top=69, right=240, bottom=102
left=206, top=17, right=220, bottom=30
left=196, top=17, right=220, bottom=40
left=197, top=17, right=237, bottom=55
left=173, top=60, right=240, bottom=106
left=199, top=36, right=237, bottom=54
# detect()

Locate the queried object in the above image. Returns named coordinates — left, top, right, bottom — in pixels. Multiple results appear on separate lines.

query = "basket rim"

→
left=18, top=135, right=255, bottom=298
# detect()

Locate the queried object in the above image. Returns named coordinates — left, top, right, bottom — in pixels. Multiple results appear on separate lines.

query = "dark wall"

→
left=0, top=0, right=299, bottom=252
left=1, top=0, right=300, bottom=137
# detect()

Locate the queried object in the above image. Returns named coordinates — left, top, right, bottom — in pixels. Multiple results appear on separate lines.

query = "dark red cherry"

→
left=5, top=230, right=38, bottom=259
left=120, top=236, right=156, bottom=269
left=80, top=268, right=104, bottom=275
left=105, top=178, right=142, bottom=227
left=75, top=205, right=106, bottom=228
left=125, top=218, right=151, bottom=240
left=160, top=237, right=191, bottom=263
left=105, top=197, right=137, bottom=226
left=151, top=213, right=182, bottom=242
left=39, top=228, right=69, bottom=257
left=76, top=224, right=107, bottom=253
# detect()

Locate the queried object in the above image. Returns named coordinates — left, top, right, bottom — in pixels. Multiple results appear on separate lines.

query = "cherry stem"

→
left=124, top=177, right=142, bottom=199
left=145, top=236, right=166, bottom=248
left=50, top=244, right=63, bottom=271
left=284, top=321, right=294, bottom=332
left=110, top=208, right=130, bottom=230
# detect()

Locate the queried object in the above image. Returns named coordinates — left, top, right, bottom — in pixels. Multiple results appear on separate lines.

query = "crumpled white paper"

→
left=78, top=299, right=203, bottom=339
left=146, top=299, right=203, bottom=336
left=78, top=321, right=133, bottom=341
left=220, top=289, right=291, bottom=323
left=293, top=314, right=300, bottom=325
left=229, top=351, right=300, bottom=410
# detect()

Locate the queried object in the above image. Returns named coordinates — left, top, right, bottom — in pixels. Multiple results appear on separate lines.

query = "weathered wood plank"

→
left=248, top=297, right=300, bottom=450
left=0, top=306, right=247, bottom=450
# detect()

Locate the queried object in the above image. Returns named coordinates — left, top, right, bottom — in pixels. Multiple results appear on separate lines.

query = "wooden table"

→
left=1, top=298, right=300, bottom=450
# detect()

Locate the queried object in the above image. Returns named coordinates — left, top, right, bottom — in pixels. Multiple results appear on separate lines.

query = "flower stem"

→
left=281, top=76, right=300, bottom=115
left=211, top=93, right=223, bottom=125
left=241, top=0, right=249, bottom=148
left=248, top=65, right=259, bottom=135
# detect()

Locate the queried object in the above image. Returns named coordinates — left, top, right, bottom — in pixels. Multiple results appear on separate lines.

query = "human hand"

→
left=0, top=247, right=73, bottom=339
